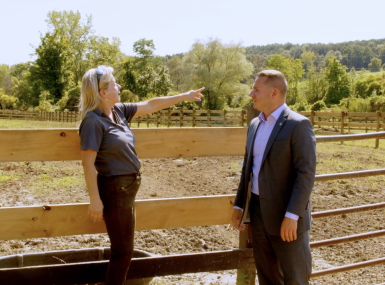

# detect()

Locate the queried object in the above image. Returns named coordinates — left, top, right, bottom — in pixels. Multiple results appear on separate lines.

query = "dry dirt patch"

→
left=1, top=142, right=385, bottom=284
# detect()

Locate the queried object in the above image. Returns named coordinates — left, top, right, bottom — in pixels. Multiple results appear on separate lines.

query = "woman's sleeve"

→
left=122, top=103, right=138, bottom=122
left=79, top=118, right=103, bottom=151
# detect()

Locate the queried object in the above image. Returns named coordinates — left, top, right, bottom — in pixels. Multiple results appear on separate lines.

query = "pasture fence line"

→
left=1, top=109, right=385, bottom=135
left=0, top=109, right=247, bottom=127
left=0, top=129, right=385, bottom=284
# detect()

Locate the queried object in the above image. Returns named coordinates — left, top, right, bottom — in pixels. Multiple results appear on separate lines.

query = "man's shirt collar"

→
left=258, top=103, right=287, bottom=122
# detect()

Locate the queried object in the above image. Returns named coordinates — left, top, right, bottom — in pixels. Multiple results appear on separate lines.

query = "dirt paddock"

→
left=0, top=141, right=385, bottom=284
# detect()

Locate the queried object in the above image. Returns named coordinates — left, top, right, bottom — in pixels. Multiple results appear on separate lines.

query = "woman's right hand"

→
left=88, top=198, right=104, bottom=223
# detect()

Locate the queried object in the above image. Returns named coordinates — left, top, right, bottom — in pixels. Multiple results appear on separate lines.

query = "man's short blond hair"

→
left=257, top=70, right=287, bottom=97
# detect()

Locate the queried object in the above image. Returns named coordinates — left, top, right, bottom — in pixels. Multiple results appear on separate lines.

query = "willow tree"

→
left=182, top=39, right=253, bottom=110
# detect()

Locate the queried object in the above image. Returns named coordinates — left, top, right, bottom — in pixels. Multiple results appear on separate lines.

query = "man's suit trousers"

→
left=249, top=194, right=312, bottom=285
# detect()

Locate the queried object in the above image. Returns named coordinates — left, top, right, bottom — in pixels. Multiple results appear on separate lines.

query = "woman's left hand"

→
left=183, top=87, right=205, bottom=102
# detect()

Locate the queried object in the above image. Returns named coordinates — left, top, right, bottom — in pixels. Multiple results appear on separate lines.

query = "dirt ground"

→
left=1, top=141, right=385, bottom=284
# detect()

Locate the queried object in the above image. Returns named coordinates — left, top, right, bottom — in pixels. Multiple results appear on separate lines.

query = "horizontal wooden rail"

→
left=0, top=248, right=254, bottom=285
left=0, top=128, right=247, bottom=162
left=0, top=195, right=235, bottom=240
left=2, top=196, right=385, bottom=241
left=312, top=202, right=385, bottom=218
left=316, top=131, right=385, bottom=142
left=311, top=257, right=385, bottom=278
left=2, top=128, right=385, bottom=162
left=315, top=169, right=385, bottom=181
left=310, top=230, right=385, bottom=248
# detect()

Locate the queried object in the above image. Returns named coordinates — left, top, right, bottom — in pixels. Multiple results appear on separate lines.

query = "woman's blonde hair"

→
left=78, top=65, right=114, bottom=120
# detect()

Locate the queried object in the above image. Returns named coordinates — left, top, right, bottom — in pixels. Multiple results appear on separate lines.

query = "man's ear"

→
left=271, top=87, right=279, bottom=99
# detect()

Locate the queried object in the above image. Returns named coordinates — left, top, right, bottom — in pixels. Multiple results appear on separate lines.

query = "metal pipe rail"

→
left=316, top=131, right=385, bottom=143
left=311, top=257, right=385, bottom=278
left=315, top=169, right=385, bottom=181
left=310, top=230, right=385, bottom=248
left=312, top=202, right=385, bottom=218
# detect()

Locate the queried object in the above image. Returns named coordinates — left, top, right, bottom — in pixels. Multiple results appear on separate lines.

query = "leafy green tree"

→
left=46, top=10, right=93, bottom=84
left=30, top=32, right=70, bottom=103
left=0, top=88, right=18, bottom=109
left=120, top=39, right=172, bottom=99
left=267, top=54, right=304, bottom=105
left=300, top=51, right=315, bottom=71
left=166, top=55, right=185, bottom=92
left=182, top=39, right=253, bottom=110
left=87, top=36, right=122, bottom=69
left=324, top=58, right=350, bottom=105
left=368, top=57, right=382, bottom=72
left=302, top=66, right=328, bottom=104
left=354, top=75, right=384, bottom=98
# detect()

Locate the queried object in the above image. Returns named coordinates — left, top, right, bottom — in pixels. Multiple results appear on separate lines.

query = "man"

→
left=231, top=70, right=316, bottom=285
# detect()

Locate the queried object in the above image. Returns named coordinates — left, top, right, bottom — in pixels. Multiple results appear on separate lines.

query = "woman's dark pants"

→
left=97, top=174, right=141, bottom=285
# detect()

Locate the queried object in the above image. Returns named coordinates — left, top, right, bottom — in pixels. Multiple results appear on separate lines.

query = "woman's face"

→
left=103, top=76, right=121, bottom=104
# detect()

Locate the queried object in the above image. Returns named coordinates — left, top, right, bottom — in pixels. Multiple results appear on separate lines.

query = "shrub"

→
left=120, top=90, right=139, bottom=103
left=368, top=95, right=385, bottom=112
left=310, top=100, right=327, bottom=111
left=0, top=90, right=19, bottom=109
left=339, top=98, right=370, bottom=112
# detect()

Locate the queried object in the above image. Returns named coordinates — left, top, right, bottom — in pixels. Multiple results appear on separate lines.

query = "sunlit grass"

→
left=31, top=174, right=83, bottom=195
left=0, top=172, right=20, bottom=183
left=0, top=119, right=79, bottom=129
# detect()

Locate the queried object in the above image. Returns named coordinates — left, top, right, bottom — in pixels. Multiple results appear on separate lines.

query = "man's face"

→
left=249, top=77, right=273, bottom=112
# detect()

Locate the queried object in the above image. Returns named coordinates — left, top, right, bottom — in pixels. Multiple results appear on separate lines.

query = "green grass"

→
left=0, top=119, right=79, bottom=129
left=0, top=172, right=20, bottom=183
left=31, top=174, right=83, bottom=195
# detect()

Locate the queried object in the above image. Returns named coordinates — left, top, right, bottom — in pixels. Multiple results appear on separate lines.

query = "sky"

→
left=1, top=0, right=385, bottom=65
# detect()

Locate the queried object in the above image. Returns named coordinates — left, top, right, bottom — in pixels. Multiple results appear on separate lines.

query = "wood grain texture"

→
left=0, top=195, right=235, bottom=240
left=0, top=128, right=247, bottom=162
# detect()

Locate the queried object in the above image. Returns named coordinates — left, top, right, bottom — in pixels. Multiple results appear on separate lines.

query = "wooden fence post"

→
left=156, top=112, right=160, bottom=128
left=223, top=110, right=227, bottom=127
left=310, top=111, right=315, bottom=128
left=240, top=110, right=245, bottom=127
left=167, top=110, right=171, bottom=128
left=236, top=227, right=255, bottom=285
left=180, top=109, right=183, bottom=127
left=146, top=114, right=150, bottom=128
left=341, top=111, right=345, bottom=135
left=207, top=110, right=210, bottom=127
left=192, top=110, right=196, bottom=127
left=375, top=111, right=381, bottom=148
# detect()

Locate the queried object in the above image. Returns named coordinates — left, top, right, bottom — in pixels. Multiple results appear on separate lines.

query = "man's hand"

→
left=231, top=208, right=245, bottom=231
left=280, top=217, right=297, bottom=242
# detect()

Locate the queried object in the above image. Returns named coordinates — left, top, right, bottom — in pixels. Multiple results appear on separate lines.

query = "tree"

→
left=46, top=10, right=93, bottom=84
left=300, top=51, right=315, bottom=71
left=87, top=36, right=122, bottom=69
left=166, top=55, right=185, bottom=92
left=267, top=54, right=305, bottom=105
left=368, top=57, right=382, bottom=72
left=324, top=58, right=350, bottom=105
left=302, top=66, right=328, bottom=104
left=120, top=39, right=172, bottom=99
left=182, top=39, right=253, bottom=110
left=30, top=32, right=70, bottom=103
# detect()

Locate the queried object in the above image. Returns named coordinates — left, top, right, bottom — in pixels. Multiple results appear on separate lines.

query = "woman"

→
left=79, top=65, right=203, bottom=285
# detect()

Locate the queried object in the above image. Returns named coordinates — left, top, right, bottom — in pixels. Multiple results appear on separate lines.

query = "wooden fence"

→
left=0, top=110, right=247, bottom=127
left=1, top=109, right=385, bottom=132
left=1, top=129, right=385, bottom=284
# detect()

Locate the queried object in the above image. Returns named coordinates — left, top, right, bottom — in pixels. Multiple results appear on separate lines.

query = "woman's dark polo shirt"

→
left=79, top=103, right=140, bottom=176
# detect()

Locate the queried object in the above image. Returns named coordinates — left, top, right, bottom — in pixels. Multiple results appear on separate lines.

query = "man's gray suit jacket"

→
left=234, top=107, right=316, bottom=236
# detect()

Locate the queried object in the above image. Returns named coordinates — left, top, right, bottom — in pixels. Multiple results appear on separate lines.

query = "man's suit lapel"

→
left=247, top=118, right=260, bottom=158
left=261, top=107, right=290, bottom=164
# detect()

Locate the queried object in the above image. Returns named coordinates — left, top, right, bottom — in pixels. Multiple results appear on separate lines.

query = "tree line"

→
left=1, top=10, right=385, bottom=113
